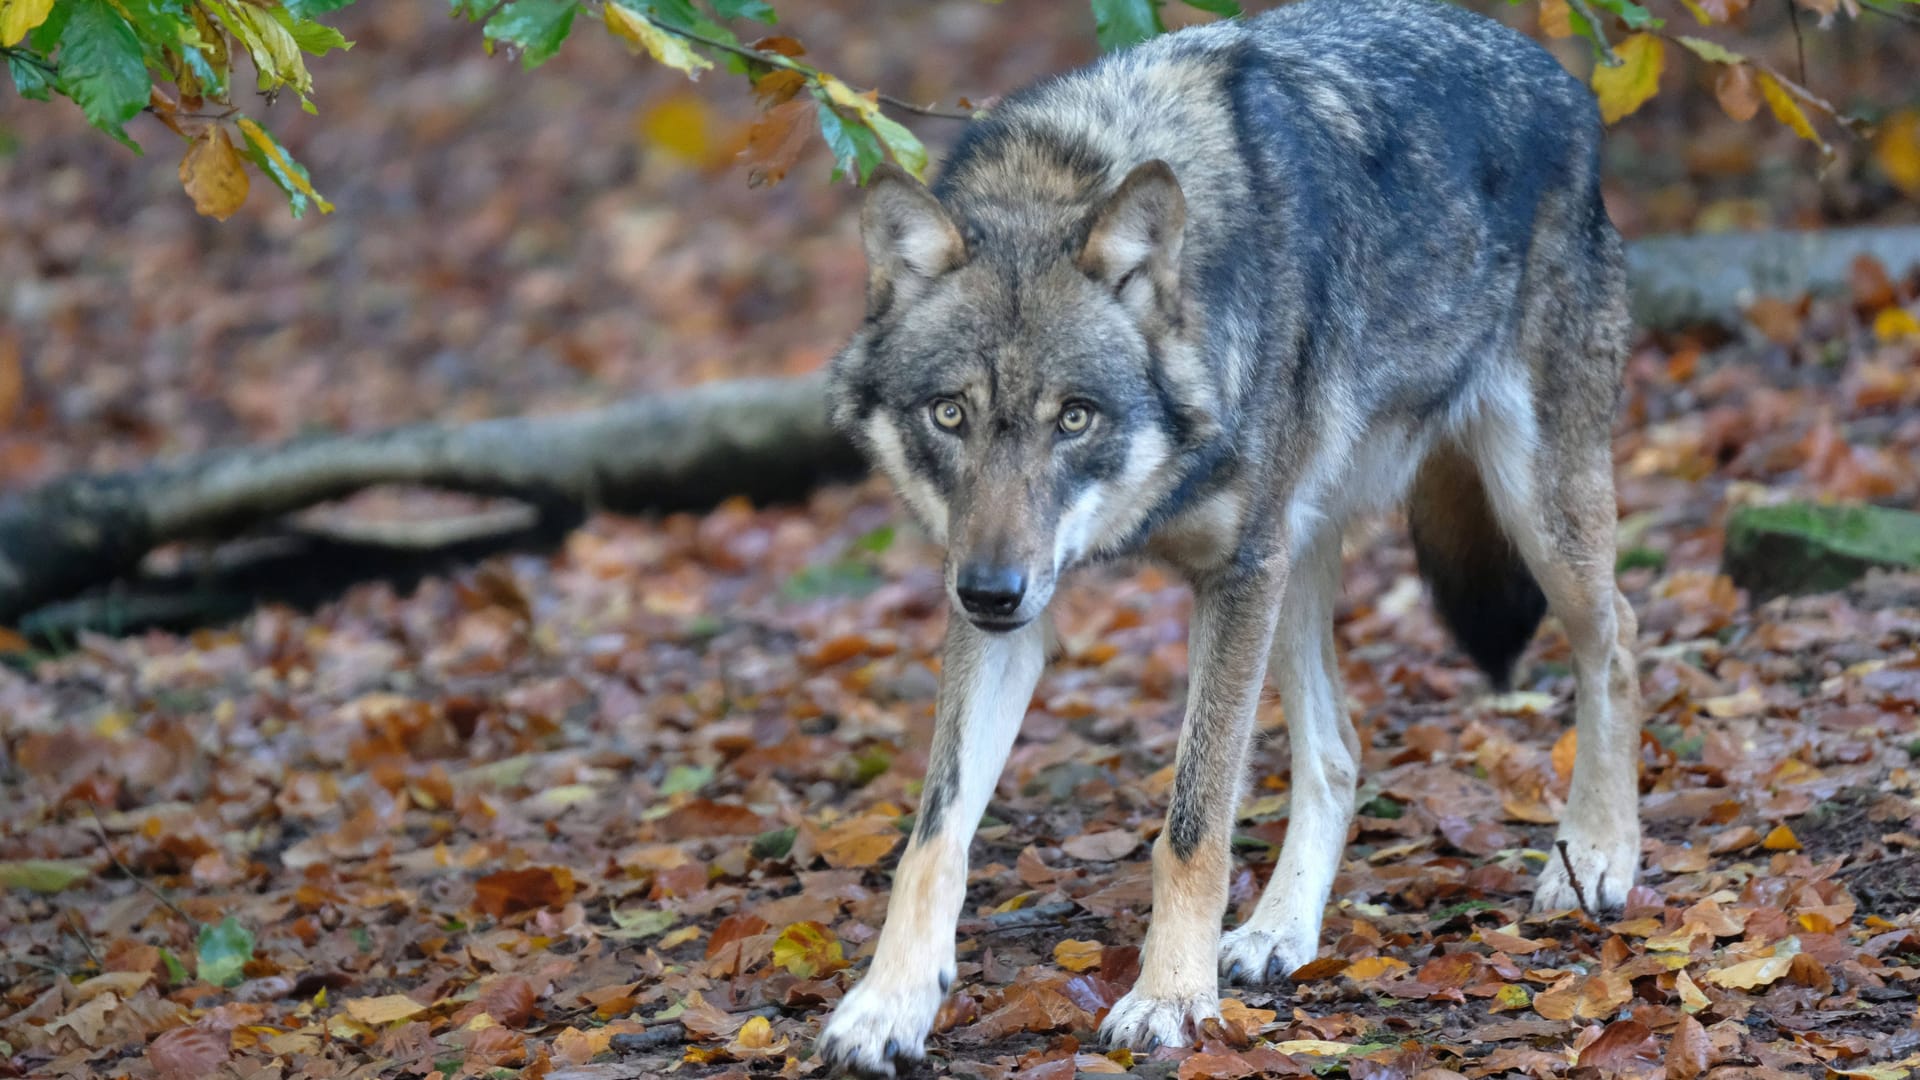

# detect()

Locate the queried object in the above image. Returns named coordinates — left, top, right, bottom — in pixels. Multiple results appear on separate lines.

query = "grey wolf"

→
left=818, top=0, right=1639, bottom=1072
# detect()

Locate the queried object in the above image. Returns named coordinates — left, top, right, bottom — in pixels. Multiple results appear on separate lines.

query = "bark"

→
left=2, top=226, right=1917, bottom=626
left=0, top=373, right=862, bottom=624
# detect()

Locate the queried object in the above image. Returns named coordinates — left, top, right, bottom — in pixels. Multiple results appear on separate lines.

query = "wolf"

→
left=817, top=0, right=1639, bottom=1072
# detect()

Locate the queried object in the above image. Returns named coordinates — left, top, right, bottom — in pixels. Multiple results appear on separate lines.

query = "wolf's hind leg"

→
left=1468, top=382, right=1641, bottom=911
left=1102, top=561, right=1286, bottom=1051
left=1219, top=530, right=1354, bottom=984
left=816, top=618, right=1046, bottom=1078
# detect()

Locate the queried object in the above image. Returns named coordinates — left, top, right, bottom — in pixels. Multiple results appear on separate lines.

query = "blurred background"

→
left=1, top=0, right=1916, bottom=489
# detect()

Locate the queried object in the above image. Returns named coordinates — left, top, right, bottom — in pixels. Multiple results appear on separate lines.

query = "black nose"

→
left=956, top=564, right=1026, bottom=618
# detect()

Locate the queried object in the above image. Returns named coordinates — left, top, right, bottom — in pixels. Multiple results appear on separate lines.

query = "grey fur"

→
left=819, top=1, right=1637, bottom=1073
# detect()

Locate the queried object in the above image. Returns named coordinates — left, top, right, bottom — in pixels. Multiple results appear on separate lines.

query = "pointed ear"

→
left=1077, top=160, right=1186, bottom=316
left=861, top=164, right=966, bottom=315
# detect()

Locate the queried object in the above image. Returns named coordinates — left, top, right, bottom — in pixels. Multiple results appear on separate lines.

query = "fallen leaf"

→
left=345, top=993, right=427, bottom=1025
left=1062, top=829, right=1140, bottom=862
left=1054, top=939, right=1104, bottom=972
left=771, top=921, right=845, bottom=978
left=473, top=866, right=576, bottom=916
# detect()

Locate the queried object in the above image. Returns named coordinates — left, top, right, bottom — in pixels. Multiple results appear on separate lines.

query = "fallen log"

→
left=2, top=226, right=1917, bottom=627
left=0, top=373, right=863, bottom=624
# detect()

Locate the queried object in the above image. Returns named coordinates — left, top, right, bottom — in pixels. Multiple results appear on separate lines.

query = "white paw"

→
left=1098, top=987, right=1219, bottom=1052
left=815, top=974, right=948, bottom=1077
left=1535, top=832, right=1638, bottom=912
left=1218, top=922, right=1319, bottom=986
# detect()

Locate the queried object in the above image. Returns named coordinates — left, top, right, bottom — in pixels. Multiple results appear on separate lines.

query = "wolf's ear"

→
left=1078, top=160, right=1186, bottom=318
left=862, top=164, right=965, bottom=315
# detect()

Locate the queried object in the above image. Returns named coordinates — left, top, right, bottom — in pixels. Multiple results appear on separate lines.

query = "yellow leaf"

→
left=1219, top=998, right=1276, bottom=1029
left=1675, top=968, right=1710, bottom=1012
left=1757, top=72, right=1824, bottom=149
left=1676, top=0, right=1712, bottom=24
left=1875, top=109, right=1920, bottom=198
left=1053, top=939, right=1104, bottom=972
left=344, top=994, right=426, bottom=1025
left=1705, top=946, right=1797, bottom=990
left=0, top=0, right=53, bottom=47
left=604, top=4, right=711, bottom=78
left=179, top=127, right=250, bottom=221
left=1491, top=984, right=1532, bottom=1012
left=638, top=92, right=715, bottom=164
left=204, top=0, right=311, bottom=97
left=1874, top=307, right=1920, bottom=342
left=1592, top=33, right=1664, bottom=124
left=1762, top=824, right=1800, bottom=851
left=771, top=921, right=846, bottom=978
left=1551, top=727, right=1577, bottom=783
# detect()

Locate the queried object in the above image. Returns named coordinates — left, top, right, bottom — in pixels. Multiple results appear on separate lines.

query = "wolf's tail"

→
left=1405, top=445, right=1547, bottom=691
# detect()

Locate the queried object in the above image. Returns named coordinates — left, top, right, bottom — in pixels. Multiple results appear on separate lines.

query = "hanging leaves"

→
left=604, top=2, right=710, bottom=78
left=0, top=0, right=53, bottom=46
left=1758, top=71, right=1827, bottom=151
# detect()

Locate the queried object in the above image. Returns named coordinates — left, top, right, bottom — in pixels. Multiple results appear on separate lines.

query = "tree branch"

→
left=639, top=14, right=980, bottom=121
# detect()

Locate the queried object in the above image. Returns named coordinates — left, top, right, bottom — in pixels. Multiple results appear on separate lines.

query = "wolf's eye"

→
left=931, top=398, right=966, bottom=431
left=1058, top=403, right=1094, bottom=436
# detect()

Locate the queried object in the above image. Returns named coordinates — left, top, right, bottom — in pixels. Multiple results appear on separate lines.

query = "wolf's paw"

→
left=1218, top=922, right=1319, bottom=986
left=1099, top=988, right=1219, bottom=1052
left=1534, top=832, right=1638, bottom=913
left=814, top=974, right=946, bottom=1078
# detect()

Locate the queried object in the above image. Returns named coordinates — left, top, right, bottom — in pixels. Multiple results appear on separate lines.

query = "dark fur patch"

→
left=1407, top=446, right=1547, bottom=690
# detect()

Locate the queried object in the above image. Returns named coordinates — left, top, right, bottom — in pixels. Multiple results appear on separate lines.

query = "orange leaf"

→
left=1668, top=1013, right=1712, bottom=1079
left=1715, top=63, right=1760, bottom=122
left=1761, top=824, right=1800, bottom=851
left=1344, top=955, right=1410, bottom=982
left=1550, top=728, right=1577, bottom=784
left=816, top=813, right=901, bottom=869
left=742, top=98, right=815, bottom=188
left=178, top=127, right=250, bottom=221
left=472, top=866, right=576, bottom=916
left=1054, top=939, right=1104, bottom=972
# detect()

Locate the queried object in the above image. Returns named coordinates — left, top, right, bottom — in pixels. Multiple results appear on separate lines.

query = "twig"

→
left=1836, top=850, right=1920, bottom=878
left=1860, top=0, right=1920, bottom=28
left=64, top=909, right=103, bottom=969
left=639, top=15, right=978, bottom=121
left=1784, top=0, right=1807, bottom=86
left=88, top=805, right=201, bottom=932
left=1567, top=0, right=1621, bottom=66
left=957, top=901, right=1086, bottom=934
left=1554, top=840, right=1598, bottom=921
left=0, top=44, right=57, bottom=76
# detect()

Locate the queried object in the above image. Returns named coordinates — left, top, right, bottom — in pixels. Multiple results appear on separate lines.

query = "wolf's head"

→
left=829, top=161, right=1219, bottom=631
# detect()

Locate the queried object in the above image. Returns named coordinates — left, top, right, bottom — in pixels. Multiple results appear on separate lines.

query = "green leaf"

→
left=1090, top=0, right=1162, bottom=52
left=484, top=0, right=577, bottom=69
left=1674, top=34, right=1742, bottom=65
left=56, top=0, right=149, bottom=143
left=1588, top=0, right=1662, bottom=30
left=283, top=0, right=356, bottom=18
left=7, top=51, right=53, bottom=100
left=449, top=0, right=492, bottom=19
left=816, top=97, right=883, bottom=183
left=195, top=916, right=255, bottom=987
left=280, top=13, right=352, bottom=57
left=607, top=906, right=677, bottom=937
left=751, top=825, right=797, bottom=860
left=659, top=762, right=713, bottom=796
left=1181, top=0, right=1240, bottom=15
left=852, top=525, right=895, bottom=555
left=710, top=0, right=776, bottom=22
left=159, top=948, right=188, bottom=986
left=0, top=858, right=90, bottom=893
left=864, top=110, right=927, bottom=179
left=635, top=0, right=737, bottom=44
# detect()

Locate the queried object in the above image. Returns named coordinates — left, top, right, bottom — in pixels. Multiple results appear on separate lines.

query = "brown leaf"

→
left=147, top=1025, right=231, bottom=1080
left=473, top=866, right=576, bottom=916
left=178, top=127, right=250, bottom=221
left=1579, top=1019, right=1658, bottom=1071
left=707, top=912, right=772, bottom=960
left=742, top=98, right=814, bottom=188
left=747, top=35, right=805, bottom=57
left=1715, top=63, right=1760, bottom=122
left=1666, top=1013, right=1711, bottom=1080
left=1061, top=829, right=1140, bottom=862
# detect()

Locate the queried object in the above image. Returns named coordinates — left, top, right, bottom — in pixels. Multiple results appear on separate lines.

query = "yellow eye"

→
left=1058, top=403, right=1093, bottom=435
left=931, top=398, right=966, bottom=430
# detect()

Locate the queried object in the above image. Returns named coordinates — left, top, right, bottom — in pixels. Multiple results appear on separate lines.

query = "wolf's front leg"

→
left=816, top=618, right=1046, bottom=1078
left=1221, top=532, right=1356, bottom=984
left=1101, top=564, right=1286, bottom=1052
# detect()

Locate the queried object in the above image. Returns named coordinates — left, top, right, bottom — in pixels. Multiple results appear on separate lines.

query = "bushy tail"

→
left=1406, top=445, right=1547, bottom=691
